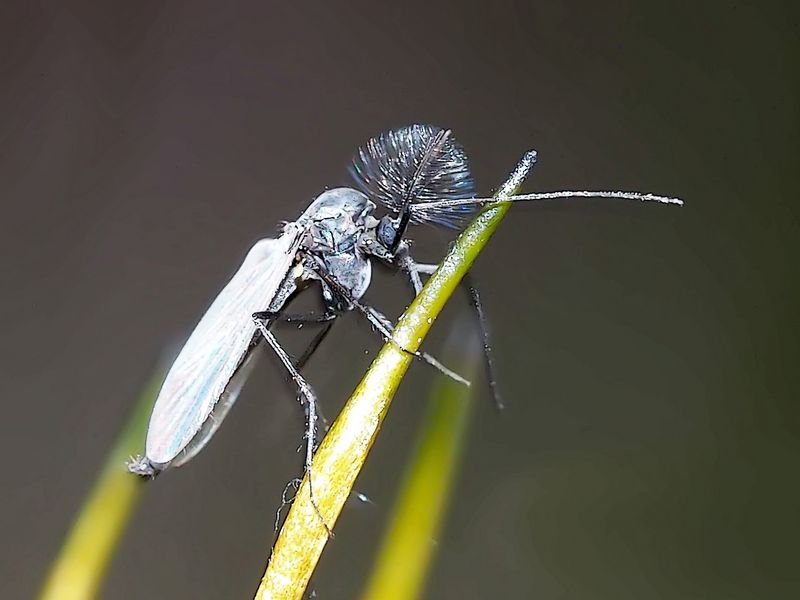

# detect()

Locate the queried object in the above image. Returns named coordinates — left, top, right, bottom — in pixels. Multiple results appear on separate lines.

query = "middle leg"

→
left=399, top=256, right=504, bottom=411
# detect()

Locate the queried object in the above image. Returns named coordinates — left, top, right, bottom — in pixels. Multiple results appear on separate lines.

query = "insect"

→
left=128, top=124, right=681, bottom=482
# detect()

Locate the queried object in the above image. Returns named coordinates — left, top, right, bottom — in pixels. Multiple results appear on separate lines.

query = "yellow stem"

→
left=38, top=366, right=163, bottom=600
left=360, top=324, right=480, bottom=600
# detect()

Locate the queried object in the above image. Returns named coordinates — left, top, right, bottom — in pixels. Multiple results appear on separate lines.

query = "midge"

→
left=128, top=124, right=681, bottom=480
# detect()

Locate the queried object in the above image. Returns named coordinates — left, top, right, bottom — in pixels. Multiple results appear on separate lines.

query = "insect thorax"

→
left=299, top=188, right=376, bottom=307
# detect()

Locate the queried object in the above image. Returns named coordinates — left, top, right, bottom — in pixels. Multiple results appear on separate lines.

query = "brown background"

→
left=2, top=1, right=797, bottom=598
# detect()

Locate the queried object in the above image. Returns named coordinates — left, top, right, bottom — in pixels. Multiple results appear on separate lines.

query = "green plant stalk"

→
left=255, top=152, right=535, bottom=600
left=360, top=326, right=480, bottom=600
left=38, top=368, right=163, bottom=600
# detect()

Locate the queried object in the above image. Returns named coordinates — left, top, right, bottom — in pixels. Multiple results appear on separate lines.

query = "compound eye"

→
left=377, top=216, right=397, bottom=249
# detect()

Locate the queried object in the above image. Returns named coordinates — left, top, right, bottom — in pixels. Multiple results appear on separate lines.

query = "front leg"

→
left=305, top=253, right=470, bottom=386
left=395, top=248, right=504, bottom=412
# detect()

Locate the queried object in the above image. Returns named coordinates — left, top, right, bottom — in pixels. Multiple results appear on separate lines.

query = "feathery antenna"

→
left=349, top=124, right=477, bottom=228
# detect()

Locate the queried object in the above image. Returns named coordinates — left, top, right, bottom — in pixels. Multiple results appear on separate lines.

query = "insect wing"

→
left=168, top=346, right=259, bottom=469
left=145, top=230, right=302, bottom=469
left=348, top=123, right=477, bottom=228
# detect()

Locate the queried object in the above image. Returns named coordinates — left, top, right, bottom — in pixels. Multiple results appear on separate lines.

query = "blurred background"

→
left=2, top=1, right=797, bottom=598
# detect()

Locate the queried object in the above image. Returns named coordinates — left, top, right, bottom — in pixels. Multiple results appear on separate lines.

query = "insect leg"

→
left=461, top=272, right=503, bottom=411
left=293, top=320, right=335, bottom=370
left=252, top=310, right=337, bottom=324
left=254, top=310, right=337, bottom=427
left=252, top=315, right=332, bottom=536
left=400, top=258, right=503, bottom=411
left=289, top=319, right=377, bottom=509
left=306, top=256, right=470, bottom=386
left=293, top=321, right=335, bottom=431
left=251, top=309, right=336, bottom=374
left=394, top=244, right=425, bottom=295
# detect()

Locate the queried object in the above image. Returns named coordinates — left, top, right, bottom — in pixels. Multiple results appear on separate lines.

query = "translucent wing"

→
left=144, top=229, right=302, bottom=470
left=348, top=124, right=477, bottom=228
